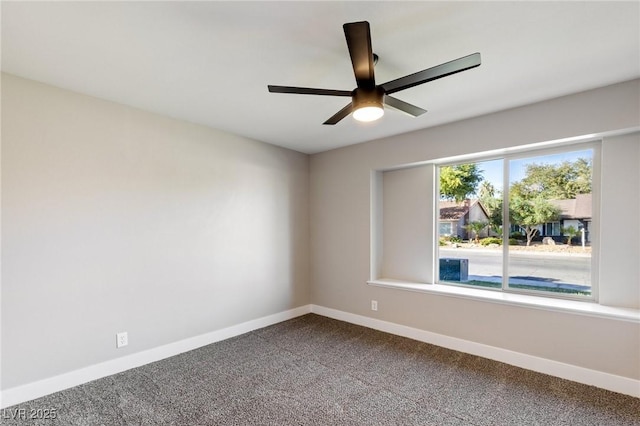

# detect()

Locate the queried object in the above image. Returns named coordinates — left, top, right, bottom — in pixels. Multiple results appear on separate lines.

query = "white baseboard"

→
left=310, top=304, right=640, bottom=398
left=0, top=305, right=312, bottom=408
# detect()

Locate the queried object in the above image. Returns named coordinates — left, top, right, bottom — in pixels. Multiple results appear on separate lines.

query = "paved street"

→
left=439, top=247, right=591, bottom=289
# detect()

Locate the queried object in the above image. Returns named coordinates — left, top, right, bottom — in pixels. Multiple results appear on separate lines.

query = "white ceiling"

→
left=2, top=1, right=639, bottom=154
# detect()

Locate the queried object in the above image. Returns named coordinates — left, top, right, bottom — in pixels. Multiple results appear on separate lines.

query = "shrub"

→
left=480, top=237, right=502, bottom=246
left=510, top=232, right=526, bottom=241
left=508, top=238, right=520, bottom=245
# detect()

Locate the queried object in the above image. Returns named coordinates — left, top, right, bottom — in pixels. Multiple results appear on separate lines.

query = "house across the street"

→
left=439, top=199, right=491, bottom=240
left=546, top=193, right=592, bottom=243
left=510, top=193, right=593, bottom=244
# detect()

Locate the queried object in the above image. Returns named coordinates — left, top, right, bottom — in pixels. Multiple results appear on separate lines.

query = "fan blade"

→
left=268, top=85, right=352, bottom=96
left=381, top=52, right=481, bottom=95
left=343, top=21, right=375, bottom=89
left=384, top=95, right=427, bottom=117
left=323, top=103, right=354, bottom=125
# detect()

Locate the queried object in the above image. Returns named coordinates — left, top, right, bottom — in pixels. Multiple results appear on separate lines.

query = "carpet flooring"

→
left=2, top=314, right=639, bottom=425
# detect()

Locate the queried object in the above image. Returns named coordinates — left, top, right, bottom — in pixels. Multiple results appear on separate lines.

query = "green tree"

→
left=478, top=181, right=503, bottom=236
left=478, top=180, right=496, bottom=199
left=440, top=164, right=483, bottom=202
left=465, top=221, right=488, bottom=243
left=509, top=182, right=560, bottom=246
left=520, top=158, right=592, bottom=199
left=562, top=225, right=579, bottom=245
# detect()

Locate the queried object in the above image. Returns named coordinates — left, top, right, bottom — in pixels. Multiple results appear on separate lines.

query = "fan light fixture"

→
left=353, top=105, right=384, bottom=122
left=352, top=87, right=384, bottom=122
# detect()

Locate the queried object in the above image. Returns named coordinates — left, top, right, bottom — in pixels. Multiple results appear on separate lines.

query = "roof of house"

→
left=439, top=199, right=489, bottom=221
left=551, top=193, right=592, bottom=220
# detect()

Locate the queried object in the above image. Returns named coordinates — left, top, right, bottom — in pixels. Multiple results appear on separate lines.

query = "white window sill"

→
left=367, top=279, right=640, bottom=323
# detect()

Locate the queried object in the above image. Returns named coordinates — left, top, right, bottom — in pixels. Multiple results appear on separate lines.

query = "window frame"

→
left=435, top=141, right=600, bottom=302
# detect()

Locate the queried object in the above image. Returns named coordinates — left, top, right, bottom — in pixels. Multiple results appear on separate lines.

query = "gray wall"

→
left=310, top=79, right=640, bottom=379
left=1, top=74, right=310, bottom=389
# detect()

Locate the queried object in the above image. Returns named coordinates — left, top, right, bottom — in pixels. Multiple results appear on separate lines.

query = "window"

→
left=439, top=222, right=452, bottom=236
left=437, top=144, right=596, bottom=299
left=542, top=222, right=561, bottom=237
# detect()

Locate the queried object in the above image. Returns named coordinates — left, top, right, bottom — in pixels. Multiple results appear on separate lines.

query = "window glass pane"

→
left=439, top=222, right=452, bottom=236
left=438, top=159, right=503, bottom=289
left=507, top=149, right=593, bottom=296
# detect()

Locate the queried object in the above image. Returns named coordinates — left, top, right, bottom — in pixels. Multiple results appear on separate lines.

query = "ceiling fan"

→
left=268, top=21, right=481, bottom=125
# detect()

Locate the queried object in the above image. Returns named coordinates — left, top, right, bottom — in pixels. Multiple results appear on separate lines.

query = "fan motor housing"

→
left=352, top=86, right=385, bottom=110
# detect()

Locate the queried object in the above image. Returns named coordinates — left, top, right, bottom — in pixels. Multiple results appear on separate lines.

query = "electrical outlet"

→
left=116, top=332, right=128, bottom=348
left=371, top=300, right=378, bottom=311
